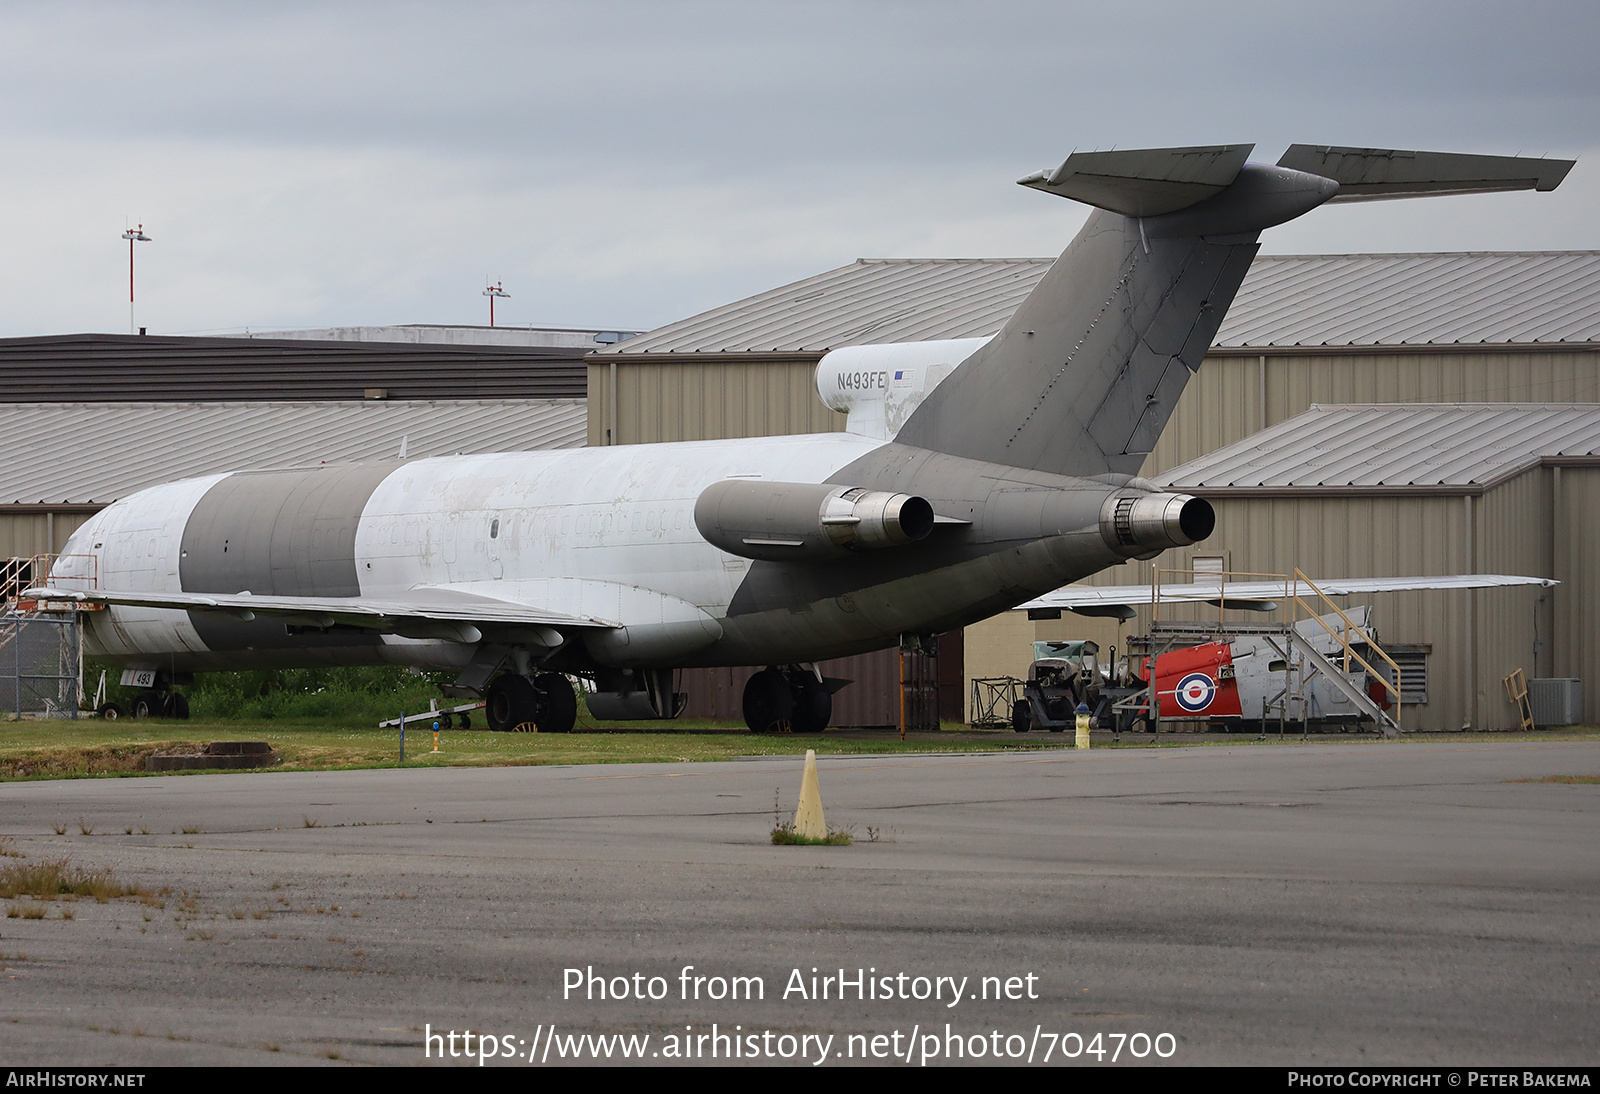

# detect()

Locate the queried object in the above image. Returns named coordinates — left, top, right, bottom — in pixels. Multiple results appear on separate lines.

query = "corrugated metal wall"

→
left=1147, top=349, right=1600, bottom=477
left=0, top=512, right=95, bottom=557
left=586, top=358, right=842, bottom=446
left=1552, top=466, right=1600, bottom=720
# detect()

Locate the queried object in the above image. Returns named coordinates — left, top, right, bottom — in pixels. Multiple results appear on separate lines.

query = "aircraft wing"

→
left=25, top=584, right=616, bottom=640
left=1019, top=574, right=1558, bottom=615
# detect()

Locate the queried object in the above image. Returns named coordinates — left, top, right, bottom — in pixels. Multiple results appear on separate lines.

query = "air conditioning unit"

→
left=1528, top=678, right=1583, bottom=727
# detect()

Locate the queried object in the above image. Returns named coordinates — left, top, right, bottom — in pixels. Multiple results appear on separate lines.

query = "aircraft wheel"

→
left=131, top=693, right=159, bottom=719
left=533, top=673, right=577, bottom=734
left=1012, top=702, right=1032, bottom=733
left=486, top=674, right=538, bottom=732
left=743, top=668, right=794, bottom=733
left=790, top=673, right=831, bottom=734
left=170, top=692, right=190, bottom=720
left=97, top=702, right=123, bottom=720
left=457, top=712, right=472, bottom=730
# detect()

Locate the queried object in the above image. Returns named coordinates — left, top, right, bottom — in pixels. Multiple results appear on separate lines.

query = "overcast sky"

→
left=3, top=0, right=1597, bottom=338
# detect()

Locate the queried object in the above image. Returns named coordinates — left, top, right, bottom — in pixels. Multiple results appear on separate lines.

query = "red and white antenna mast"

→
left=122, top=223, right=151, bottom=334
left=483, top=280, right=509, bottom=327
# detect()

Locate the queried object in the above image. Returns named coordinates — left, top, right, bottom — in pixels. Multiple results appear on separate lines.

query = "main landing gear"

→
left=484, top=672, right=577, bottom=734
left=99, top=679, right=190, bottom=720
left=742, top=666, right=831, bottom=734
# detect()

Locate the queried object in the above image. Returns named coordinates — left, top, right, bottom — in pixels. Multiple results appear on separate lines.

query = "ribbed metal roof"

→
left=0, top=334, right=588, bottom=402
left=0, top=399, right=586, bottom=506
left=1157, top=403, right=1600, bottom=490
left=600, top=259, right=1052, bottom=354
left=1216, top=252, right=1600, bottom=347
left=599, top=252, right=1600, bottom=356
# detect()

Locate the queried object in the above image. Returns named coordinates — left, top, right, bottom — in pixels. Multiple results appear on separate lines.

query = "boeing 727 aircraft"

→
left=34, top=144, right=1573, bottom=732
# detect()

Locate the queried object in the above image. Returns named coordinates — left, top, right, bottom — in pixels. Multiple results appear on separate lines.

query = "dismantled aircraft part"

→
left=1099, top=491, right=1215, bottom=559
left=695, top=480, right=934, bottom=562
left=1017, top=573, right=1560, bottom=616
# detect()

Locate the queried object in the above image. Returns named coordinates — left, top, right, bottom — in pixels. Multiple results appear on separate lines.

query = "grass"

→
left=0, top=717, right=1075, bottom=781
left=1, top=713, right=1596, bottom=783
left=0, top=857, right=154, bottom=903
left=770, top=822, right=853, bottom=846
left=1507, top=774, right=1600, bottom=784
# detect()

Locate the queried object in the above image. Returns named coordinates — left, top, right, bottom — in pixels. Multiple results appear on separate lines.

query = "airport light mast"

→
left=483, top=280, right=509, bottom=327
left=123, top=223, right=151, bottom=334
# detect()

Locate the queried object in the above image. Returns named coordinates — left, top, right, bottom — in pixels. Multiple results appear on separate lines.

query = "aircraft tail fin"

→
left=897, top=144, right=1572, bottom=480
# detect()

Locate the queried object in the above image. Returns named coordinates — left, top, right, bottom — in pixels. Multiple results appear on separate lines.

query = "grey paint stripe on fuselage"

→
left=179, top=462, right=399, bottom=652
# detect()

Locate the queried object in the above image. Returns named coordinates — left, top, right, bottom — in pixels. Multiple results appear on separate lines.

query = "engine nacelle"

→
left=695, top=480, right=935, bottom=562
left=1099, top=491, right=1215, bottom=560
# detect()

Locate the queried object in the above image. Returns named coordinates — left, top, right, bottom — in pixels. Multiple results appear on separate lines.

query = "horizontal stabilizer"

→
left=1277, top=145, right=1574, bottom=202
left=1018, top=144, right=1254, bottom=217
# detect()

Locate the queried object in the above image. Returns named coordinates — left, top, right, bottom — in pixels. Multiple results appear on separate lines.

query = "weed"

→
left=302, top=816, right=322, bottom=828
left=13, top=901, right=46, bottom=919
left=770, top=822, right=852, bottom=846
left=195, top=930, right=214, bottom=940
left=0, top=836, right=21, bottom=858
left=263, top=1043, right=280, bottom=1053
left=325, top=1050, right=341, bottom=1060
left=59, top=907, right=73, bottom=920
left=123, top=828, right=133, bottom=836
left=865, top=826, right=881, bottom=842
left=141, top=911, right=153, bottom=922
left=180, top=825, right=202, bottom=835
left=252, top=910, right=269, bottom=919
left=51, top=823, right=66, bottom=836
left=76, top=819, right=93, bottom=836
left=0, top=858, right=150, bottom=902
left=269, top=881, right=282, bottom=890
left=230, top=910, right=246, bottom=920
left=138, top=827, right=151, bottom=836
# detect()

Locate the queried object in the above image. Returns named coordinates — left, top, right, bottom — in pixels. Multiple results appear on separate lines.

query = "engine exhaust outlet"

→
left=1099, top=491, right=1214, bottom=559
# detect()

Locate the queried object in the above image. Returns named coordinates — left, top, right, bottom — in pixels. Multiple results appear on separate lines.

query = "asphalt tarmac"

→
left=0, top=738, right=1596, bottom=1067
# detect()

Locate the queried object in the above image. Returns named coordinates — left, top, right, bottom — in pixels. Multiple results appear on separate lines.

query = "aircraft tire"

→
left=533, top=673, right=577, bottom=734
left=486, top=674, right=539, bottom=732
left=743, top=668, right=795, bottom=733
left=97, top=702, right=123, bottom=720
left=132, top=693, right=159, bottom=719
left=170, top=692, right=190, bottom=720
left=790, top=673, right=831, bottom=734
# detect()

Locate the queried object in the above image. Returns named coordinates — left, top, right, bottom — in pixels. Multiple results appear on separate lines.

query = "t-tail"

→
left=896, top=143, right=1574, bottom=480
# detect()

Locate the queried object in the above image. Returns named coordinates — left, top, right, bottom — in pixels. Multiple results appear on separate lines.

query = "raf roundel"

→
left=1173, top=672, right=1217, bottom=714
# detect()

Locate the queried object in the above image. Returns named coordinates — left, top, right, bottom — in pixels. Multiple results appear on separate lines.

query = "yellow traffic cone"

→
left=793, top=749, right=827, bottom=840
